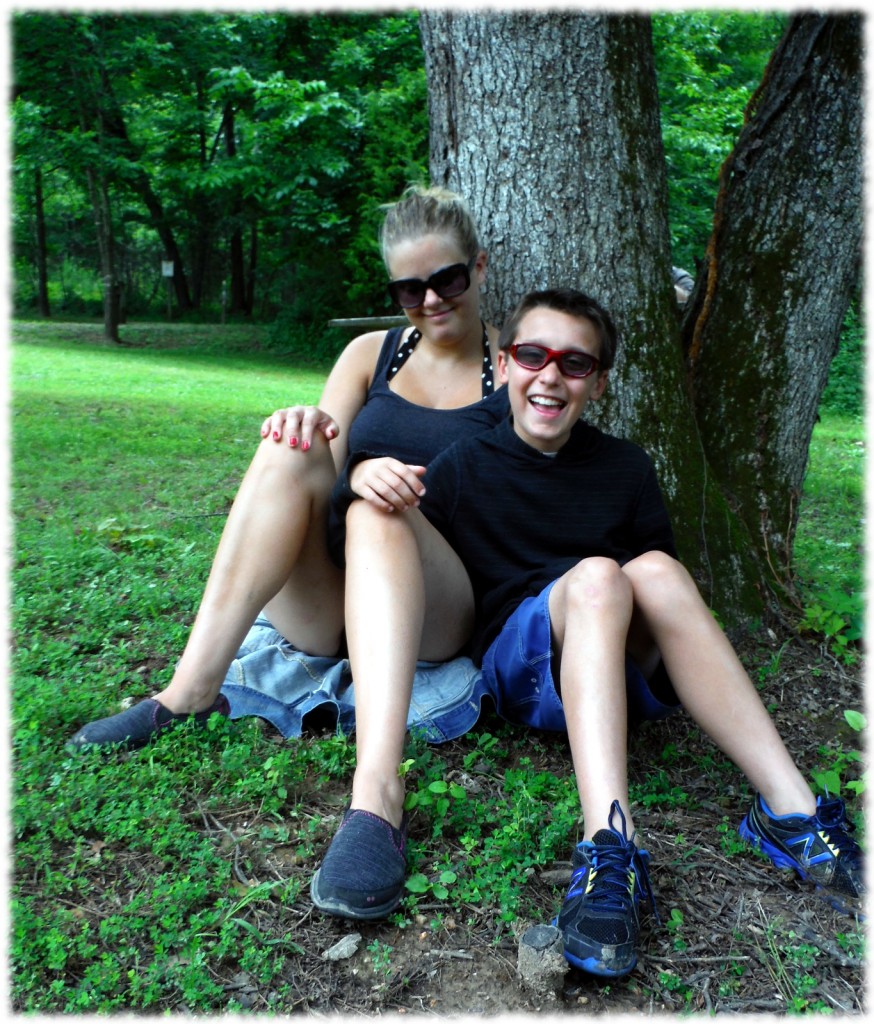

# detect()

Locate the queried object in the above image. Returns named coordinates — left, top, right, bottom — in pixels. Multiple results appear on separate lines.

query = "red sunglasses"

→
left=509, top=343, right=600, bottom=379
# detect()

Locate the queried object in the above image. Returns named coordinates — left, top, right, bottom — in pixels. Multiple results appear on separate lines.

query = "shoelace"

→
left=581, top=801, right=660, bottom=922
left=815, top=797, right=861, bottom=861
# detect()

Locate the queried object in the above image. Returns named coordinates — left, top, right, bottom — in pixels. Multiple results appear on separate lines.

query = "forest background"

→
left=11, top=10, right=837, bottom=353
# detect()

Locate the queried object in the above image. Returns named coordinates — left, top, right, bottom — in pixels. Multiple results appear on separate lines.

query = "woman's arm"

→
left=259, top=330, right=386, bottom=473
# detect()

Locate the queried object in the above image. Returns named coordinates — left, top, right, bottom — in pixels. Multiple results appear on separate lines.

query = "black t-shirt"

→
left=419, top=416, right=677, bottom=662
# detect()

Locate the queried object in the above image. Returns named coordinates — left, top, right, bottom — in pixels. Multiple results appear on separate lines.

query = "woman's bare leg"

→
left=155, top=431, right=345, bottom=713
left=342, top=501, right=474, bottom=828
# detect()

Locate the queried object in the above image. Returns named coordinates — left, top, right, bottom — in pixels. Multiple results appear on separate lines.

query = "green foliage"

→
left=792, top=408, right=863, bottom=668
left=652, top=12, right=787, bottom=271
left=810, top=710, right=867, bottom=800
left=11, top=323, right=335, bottom=1012
left=396, top=730, right=582, bottom=920
left=15, top=10, right=785, bottom=332
left=12, top=11, right=427, bottom=327
left=798, top=590, right=863, bottom=666
left=266, top=311, right=352, bottom=366
left=819, top=300, right=864, bottom=418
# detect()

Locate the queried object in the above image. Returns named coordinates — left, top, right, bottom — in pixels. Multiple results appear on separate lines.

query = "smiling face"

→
left=497, top=307, right=609, bottom=452
left=386, top=233, right=486, bottom=343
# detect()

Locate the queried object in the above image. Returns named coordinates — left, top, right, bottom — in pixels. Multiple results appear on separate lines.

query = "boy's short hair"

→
left=498, top=288, right=618, bottom=370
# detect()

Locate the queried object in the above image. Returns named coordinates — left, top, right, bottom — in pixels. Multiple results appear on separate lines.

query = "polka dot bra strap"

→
left=388, top=322, right=494, bottom=398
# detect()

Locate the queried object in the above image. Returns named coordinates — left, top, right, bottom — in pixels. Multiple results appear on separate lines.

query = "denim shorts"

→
left=220, top=615, right=495, bottom=743
left=481, top=581, right=680, bottom=732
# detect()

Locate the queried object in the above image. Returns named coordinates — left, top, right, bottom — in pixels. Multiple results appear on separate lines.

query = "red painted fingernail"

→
left=289, top=437, right=298, bottom=448
left=302, top=440, right=310, bottom=451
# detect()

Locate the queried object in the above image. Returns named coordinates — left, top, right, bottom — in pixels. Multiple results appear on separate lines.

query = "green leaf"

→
left=404, top=873, right=430, bottom=894
left=844, top=709, right=866, bottom=732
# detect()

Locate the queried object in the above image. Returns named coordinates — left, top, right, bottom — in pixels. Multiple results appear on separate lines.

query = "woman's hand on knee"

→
left=260, top=405, right=340, bottom=450
left=350, top=458, right=427, bottom=513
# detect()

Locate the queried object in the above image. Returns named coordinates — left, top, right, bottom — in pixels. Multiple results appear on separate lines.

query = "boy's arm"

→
left=418, top=448, right=462, bottom=542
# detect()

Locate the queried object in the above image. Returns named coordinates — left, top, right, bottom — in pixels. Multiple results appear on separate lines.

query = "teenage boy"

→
left=411, top=288, right=864, bottom=976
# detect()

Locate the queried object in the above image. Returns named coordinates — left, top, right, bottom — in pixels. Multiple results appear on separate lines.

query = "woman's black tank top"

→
left=345, top=326, right=509, bottom=466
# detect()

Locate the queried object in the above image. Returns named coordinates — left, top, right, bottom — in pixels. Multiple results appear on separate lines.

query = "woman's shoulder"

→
left=331, top=327, right=404, bottom=381
left=341, top=328, right=397, bottom=361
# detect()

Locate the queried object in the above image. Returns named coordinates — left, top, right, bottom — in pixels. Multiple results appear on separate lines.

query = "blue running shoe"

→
left=738, top=794, right=865, bottom=913
left=552, top=801, right=656, bottom=977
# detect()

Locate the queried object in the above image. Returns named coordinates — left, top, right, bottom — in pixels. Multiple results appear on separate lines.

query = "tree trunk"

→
left=420, top=10, right=861, bottom=624
left=682, top=13, right=863, bottom=599
left=422, top=10, right=759, bottom=618
left=223, top=102, right=250, bottom=316
left=86, top=165, right=122, bottom=343
left=92, top=58, right=195, bottom=312
left=33, top=168, right=50, bottom=317
left=71, top=71, right=121, bottom=341
left=190, top=72, right=213, bottom=309
left=246, top=220, right=258, bottom=316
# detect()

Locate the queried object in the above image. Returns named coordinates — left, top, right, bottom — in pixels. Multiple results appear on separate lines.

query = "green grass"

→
left=10, top=320, right=865, bottom=1013
left=792, top=414, right=865, bottom=661
left=793, top=414, right=864, bottom=597
left=11, top=323, right=342, bottom=1012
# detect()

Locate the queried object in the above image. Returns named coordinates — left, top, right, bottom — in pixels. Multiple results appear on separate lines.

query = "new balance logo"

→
left=786, top=830, right=840, bottom=865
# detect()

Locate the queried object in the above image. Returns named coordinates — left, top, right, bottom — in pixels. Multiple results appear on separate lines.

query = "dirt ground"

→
left=216, top=626, right=865, bottom=1017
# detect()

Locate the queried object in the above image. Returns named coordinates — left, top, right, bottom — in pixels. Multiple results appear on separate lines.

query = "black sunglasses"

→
left=387, top=259, right=474, bottom=308
left=509, top=343, right=601, bottom=379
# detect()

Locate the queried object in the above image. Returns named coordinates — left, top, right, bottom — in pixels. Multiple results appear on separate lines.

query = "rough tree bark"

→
left=420, top=10, right=861, bottom=624
left=683, top=13, right=862, bottom=598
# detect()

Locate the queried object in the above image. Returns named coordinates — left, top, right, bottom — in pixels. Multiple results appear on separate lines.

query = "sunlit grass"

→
left=793, top=414, right=864, bottom=599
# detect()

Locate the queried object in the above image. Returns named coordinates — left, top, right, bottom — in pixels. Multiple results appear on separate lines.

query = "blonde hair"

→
left=379, top=184, right=481, bottom=267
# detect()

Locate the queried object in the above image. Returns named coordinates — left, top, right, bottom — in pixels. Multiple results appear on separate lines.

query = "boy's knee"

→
left=625, top=550, right=695, bottom=596
left=564, top=557, right=630, bottom=608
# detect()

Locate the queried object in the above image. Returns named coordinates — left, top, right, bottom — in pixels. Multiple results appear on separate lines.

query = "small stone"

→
left=322, top=933, right=363, bottom=961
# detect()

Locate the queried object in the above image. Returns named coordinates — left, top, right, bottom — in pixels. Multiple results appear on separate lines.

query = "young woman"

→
left=67, top=185, right=508, bottom=752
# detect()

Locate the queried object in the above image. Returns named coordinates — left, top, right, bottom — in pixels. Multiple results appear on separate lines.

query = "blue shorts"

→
left=481, top=581, right=680, bottom=732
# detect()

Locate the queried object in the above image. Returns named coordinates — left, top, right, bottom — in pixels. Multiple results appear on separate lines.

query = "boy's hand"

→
left=350, top=458, right=427, bottom=513
left=260, top=406, right=340, bottom=450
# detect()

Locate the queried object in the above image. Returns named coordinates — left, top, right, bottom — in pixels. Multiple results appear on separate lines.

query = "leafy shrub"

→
left=819, top=301, right=863, bottom=418
left=798, top=589, right=863, bottom=665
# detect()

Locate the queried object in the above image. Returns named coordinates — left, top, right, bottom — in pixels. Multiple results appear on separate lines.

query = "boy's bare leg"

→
left=156, top=432, right=345, bottom=714
left=623, top=551, right=816, bottom=817
left=343, top=502, right=475, bottom=829
left=549, top=558, right=636, bottom=839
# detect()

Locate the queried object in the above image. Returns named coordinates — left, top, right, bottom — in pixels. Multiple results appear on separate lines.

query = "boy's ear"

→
left=591, top=369, right=610, bottom=400
left=497, top=348, right=510, bottom=384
